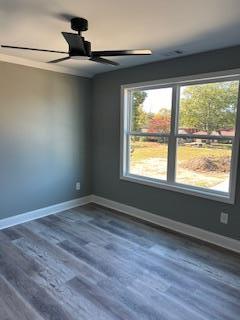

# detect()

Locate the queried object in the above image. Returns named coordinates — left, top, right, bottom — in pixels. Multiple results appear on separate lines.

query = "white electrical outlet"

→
left=220, top=212, right=228, bottom=224
left=76, top=182, right=81, bottom=190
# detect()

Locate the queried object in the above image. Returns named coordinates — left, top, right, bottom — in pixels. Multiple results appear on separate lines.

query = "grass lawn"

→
left=130, top=141, right=231, bottom=189
left=131, top=141, right=231, bottom=162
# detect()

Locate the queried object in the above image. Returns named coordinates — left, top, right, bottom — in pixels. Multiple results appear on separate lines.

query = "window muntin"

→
left=121, top=74, right=240, bottom=202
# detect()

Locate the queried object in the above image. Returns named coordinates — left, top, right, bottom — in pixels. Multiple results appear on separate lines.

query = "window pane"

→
left=178, top=80, right=239, bottom=137
left=131, top=87, right=172, bottom=133
left=129, top=136, right=168, bottom=181
left=175, top=138, right=233, bottom=192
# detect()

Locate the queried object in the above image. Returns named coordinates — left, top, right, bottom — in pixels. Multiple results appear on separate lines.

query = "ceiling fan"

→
left=1, top=17, right=152, bottom=66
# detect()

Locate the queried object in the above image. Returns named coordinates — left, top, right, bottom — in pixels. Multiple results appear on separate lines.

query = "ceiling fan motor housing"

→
left=71, top=18, right=88, bottom=33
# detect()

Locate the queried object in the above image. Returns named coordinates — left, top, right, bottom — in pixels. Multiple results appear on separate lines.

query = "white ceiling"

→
left=1, top=0, right=240, bottom=77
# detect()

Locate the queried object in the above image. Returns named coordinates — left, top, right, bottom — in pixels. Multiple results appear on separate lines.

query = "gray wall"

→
left=0, top=61, right=91, bottom=219
left=1, top=45, right=240, bottom=241
left=92, top=45, right=240, bottom=241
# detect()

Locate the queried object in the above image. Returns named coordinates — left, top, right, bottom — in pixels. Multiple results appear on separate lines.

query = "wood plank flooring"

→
left=0, top=203, right=239, bottom=320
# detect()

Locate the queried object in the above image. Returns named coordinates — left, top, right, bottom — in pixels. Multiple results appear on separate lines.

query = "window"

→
left=121, top=72, right=240, bottom=203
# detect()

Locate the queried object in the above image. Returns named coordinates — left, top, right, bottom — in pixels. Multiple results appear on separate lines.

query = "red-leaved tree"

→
left=148, top=112, right=171, bottom=133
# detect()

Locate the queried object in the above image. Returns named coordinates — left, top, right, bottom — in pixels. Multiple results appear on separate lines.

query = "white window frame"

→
left=120, top=69, right=240, bottom=204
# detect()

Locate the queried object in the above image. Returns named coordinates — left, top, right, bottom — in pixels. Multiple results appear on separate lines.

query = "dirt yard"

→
left=130, top=141, right=231, bottom=191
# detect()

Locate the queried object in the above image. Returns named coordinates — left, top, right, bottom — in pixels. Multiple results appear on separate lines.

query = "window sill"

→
left=120, top=174, right=234, bottom=204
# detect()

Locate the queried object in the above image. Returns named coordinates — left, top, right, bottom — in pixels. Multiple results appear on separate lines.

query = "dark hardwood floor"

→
left=0, top=203, right=239, bottom=320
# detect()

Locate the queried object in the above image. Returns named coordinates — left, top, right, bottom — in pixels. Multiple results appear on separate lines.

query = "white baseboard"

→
left=91, top=195, right=240, bottom=254
left=0, top=195, right=92, bottom=230
left=1, top=193, right=239, bottom=254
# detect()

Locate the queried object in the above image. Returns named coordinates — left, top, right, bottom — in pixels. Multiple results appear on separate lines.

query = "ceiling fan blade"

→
left=62, top=32, right=86, bottom=54
left=90, top=56, right=119, bottom=66
left=92, top=49, right=152, bottom=57
left=1, top=45, right=67, bottom=54
left=48, top=56, right=71, bottom=63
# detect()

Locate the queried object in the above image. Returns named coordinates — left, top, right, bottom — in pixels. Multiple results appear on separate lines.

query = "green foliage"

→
left=179, top=81, right=238, bottom=133
left=132, top=91, right=148, bottom=131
